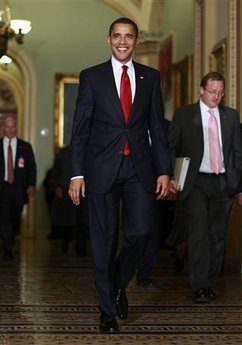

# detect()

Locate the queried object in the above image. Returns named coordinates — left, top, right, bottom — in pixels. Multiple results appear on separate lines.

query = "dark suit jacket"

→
left=168, top=102, right=242, bottom=199
left=0, top=138, right=37, bottom=205
left=71, top=59, right=172, bottom=193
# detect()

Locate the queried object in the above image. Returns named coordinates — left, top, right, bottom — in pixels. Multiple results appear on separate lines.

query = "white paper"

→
left=174, top=157, right=190, bottom=191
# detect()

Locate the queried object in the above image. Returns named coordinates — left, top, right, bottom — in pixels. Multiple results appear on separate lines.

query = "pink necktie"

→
left=7, top=139, right=14, bottom=184
left=208, top=109, right=223, bottom=174
left=120, top=65, right=132, bottom=156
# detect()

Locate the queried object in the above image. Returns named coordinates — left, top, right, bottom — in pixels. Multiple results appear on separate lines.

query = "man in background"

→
left=0, top=115, right=37, bottom=259
left=169, top=72, right=242, bottom=303
left=50, top=145, right=89, bottom=255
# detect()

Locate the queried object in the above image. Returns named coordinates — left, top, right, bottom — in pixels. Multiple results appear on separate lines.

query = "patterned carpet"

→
left=0, top=238, right=241, bottom=345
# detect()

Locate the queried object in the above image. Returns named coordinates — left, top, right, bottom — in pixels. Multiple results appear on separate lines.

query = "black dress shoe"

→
left=194, top=288, right=210, bottom=303
left=99, top=312, right=119, bottom=333
left=137, top=278, right=157, bottom=289
left=207, top=287, right=217, bottom=300
left=116, top=288, right=128, bottom=320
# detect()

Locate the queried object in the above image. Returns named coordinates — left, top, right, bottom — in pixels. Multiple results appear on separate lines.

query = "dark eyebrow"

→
left=111, top=33, right=135, bottom=38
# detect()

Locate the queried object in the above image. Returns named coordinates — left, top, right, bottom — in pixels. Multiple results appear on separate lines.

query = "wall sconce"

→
left=0, top=0, right=32, bottom=58
left=0, top=54, right=12, bottom=70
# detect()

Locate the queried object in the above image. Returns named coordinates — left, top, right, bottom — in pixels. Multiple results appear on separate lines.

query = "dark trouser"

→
left=88, top=156, right=155, bottom=316
left=136, top=203, right=160, bottom=281
left=75, top=198, right=89, bottom=254
left=0, top=183, right=23, bottom=252
left=184, top=174, right=234, bottom=291
left=136, top=199, right=176, bottom=281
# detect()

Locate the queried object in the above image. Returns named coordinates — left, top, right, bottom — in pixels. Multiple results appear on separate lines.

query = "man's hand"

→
left=168, top=179, right=178, bottom=200
left=236, top=192, right=242, bottom=206
left=155, top=175, right=170, bottom=200
left=27, top=185, right=36, bottom=199
left=68, top=177, right=85, bottom=205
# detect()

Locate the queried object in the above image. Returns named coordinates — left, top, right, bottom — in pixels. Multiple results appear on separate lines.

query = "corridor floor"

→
left=0, top=238, right=241, bottom=345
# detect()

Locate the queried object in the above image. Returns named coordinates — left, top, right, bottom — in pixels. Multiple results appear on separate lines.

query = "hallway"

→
left=0, top=237, right=241, bottom=345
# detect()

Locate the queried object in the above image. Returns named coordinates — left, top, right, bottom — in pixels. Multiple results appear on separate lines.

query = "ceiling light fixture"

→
left=0, top=0, right=31, bottom=58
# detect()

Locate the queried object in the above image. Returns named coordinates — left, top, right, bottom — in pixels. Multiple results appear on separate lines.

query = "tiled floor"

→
left=0, top=237, right=241, bottom=345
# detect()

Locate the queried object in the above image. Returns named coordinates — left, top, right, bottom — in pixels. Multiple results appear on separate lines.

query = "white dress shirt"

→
left=199, top=100, right=225, bottom=173
left=111, top=56, right=136, bottom=102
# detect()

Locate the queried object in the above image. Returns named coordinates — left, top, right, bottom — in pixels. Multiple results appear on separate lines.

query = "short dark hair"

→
left=200, top=71, right=225, bottom=88
left=109, top=17, right=139, bottom=37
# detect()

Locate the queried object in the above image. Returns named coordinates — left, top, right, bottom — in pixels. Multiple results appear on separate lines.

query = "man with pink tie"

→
left=169, top=72, right=242, bottom=303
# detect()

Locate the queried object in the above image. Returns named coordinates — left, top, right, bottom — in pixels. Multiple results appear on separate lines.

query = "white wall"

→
left=161, top=0, right=194, bottom=63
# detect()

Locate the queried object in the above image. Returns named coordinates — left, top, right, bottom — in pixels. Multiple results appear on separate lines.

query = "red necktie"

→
left=208, top=109, right=223, bottom=174
left=7, top=139, right=14, bottom=184
left=120, top=65, right=132, bottom=156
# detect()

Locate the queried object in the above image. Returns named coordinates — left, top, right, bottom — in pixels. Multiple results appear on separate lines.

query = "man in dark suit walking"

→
left=169, top=72, right=242, bottom=303
left=69, top=17, right=171, bottom=333
left=0, top=115, right=37, bottom=259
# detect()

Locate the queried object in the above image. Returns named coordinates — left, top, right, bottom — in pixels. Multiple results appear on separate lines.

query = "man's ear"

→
left=200, top=87, right=204, bottom=97
left=135, top=37, right=140, bottom=48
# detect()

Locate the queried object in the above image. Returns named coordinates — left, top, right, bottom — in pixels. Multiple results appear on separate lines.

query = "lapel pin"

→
left=140, top=76, right=144, bottom=79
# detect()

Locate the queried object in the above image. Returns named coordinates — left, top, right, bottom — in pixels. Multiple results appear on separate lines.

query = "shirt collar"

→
left=4, top=136, right=17, bottom=144
left=200, top=99, right=218, bottom=114
left=111, top=56, right=133, bottom=73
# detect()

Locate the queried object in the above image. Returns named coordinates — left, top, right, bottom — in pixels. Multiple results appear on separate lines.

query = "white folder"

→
left=174, top=157, right=190, bottom=191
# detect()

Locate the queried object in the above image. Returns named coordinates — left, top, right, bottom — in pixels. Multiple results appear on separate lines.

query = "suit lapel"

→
left=218, top=105, right=228, bottom=147
left=0, top=139, right=4, bottom=170
left=193, top=102, right=203, bottom=142
left=131, top=63, right=145, bottom=121
left=15, top=139, right=19, bottom=169
left=15, top=139, right=24, bottom=169
left=102, top=61, right=124, bottom=123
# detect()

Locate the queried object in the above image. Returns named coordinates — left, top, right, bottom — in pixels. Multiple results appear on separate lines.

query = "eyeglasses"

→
left=205, top=88, right=224, bottom=97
